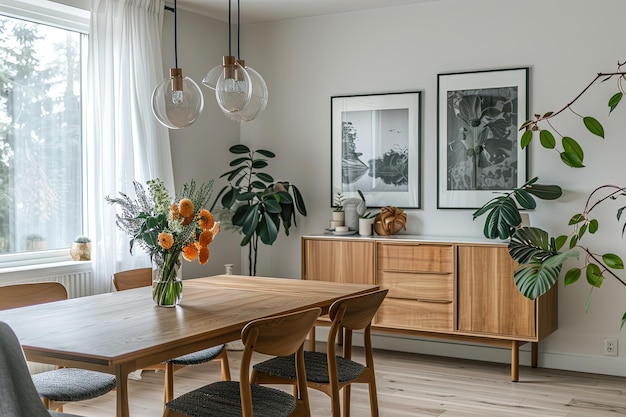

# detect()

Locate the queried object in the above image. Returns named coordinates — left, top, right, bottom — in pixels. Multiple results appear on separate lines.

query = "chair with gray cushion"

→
left=251, top=289, right=389, bottom=417
left=112, top=268, right=231, bottom=404
left=0, top=320, right=85, bottom=417
left=163, top=307, right=321, bottom=417
left=0, top=282, right=116, bottom=412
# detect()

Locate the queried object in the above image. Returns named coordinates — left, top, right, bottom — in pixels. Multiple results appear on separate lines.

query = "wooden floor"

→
left=62, top=345, right=626, bottom=417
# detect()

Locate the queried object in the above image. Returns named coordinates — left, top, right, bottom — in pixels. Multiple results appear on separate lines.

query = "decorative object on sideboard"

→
left=330, top=191, right=345, bottom=228
left=374, top=206, right=407, bottom=236
left=70, top=235, right=91, bottom=261
left=343, top=197, right=362, bottom=231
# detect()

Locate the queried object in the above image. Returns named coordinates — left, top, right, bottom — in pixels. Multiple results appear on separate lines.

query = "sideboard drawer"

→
left=378, top=271, right=453, bottom=302
left=377, top=243, right=453, bottom=273
left=375, top=298, right=453, bottom=331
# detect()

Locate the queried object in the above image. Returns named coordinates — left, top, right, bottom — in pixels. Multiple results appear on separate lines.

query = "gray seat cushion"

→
left=166, top=380, right=295, bottom=417
left=168, top=344, right=225, bottom=365
left=31, top=367, right=116, bottom=401
left=253, top=351, right=365, bottom=383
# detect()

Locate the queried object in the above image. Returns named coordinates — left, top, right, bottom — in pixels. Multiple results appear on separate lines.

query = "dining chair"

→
left=163, top=306, right=322, bottom=417
left=112, top=268, right=232, bottom=403
left=0, top=282, right=116, bottom=413
left=251, top=289, right=389, bottom=417
left=0, top=321, right=86, bottom=417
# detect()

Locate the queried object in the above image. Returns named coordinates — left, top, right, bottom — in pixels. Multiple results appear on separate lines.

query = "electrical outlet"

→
left=604, top=338, right=618, bottom=356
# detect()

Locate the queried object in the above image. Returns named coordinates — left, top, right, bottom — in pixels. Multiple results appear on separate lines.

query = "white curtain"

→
left=87, top=0, right=174, bottom=294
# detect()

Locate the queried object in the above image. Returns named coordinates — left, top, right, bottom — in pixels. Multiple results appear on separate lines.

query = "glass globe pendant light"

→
left=222, top=0, right=268, bottom=122
left=151, top=0, right=203, bottom=129
left=202, top=0, right=251, bottom=114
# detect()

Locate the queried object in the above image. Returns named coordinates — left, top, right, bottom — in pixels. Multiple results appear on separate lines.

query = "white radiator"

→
left=0, top=262, right=94, bottom=298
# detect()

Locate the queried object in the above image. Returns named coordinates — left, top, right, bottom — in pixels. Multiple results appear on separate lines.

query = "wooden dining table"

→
left=0, top=275, right=378, bottom=417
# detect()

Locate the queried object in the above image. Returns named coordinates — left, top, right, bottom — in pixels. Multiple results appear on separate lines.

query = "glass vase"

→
left=152, top=253, right=183, bottom=307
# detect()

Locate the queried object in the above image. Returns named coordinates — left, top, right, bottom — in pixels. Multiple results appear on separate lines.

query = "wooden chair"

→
left=163, top=307, right=322, bottom=417
left=251, top=289, right=389, bottom=417
left=0, top=282, right=116, bottom=413
left=112, top=268, right=231, bottom=404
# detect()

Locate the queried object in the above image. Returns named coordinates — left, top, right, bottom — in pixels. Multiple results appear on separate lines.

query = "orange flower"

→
left=170, top=203, right=180, bottom=220
left=182, top=242, right=198, bottom=261
left=197, top=209, right=214, bottom=230
left=158, top=232, right=174, bottom=250
left=179, top=198, right=194, bottom=218
left=198, top=247, right=210, bottom=265
left=199, top=230, right=213, bottom=247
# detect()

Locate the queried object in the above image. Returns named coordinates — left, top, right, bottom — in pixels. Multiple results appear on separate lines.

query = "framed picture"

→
left=331, top=91, right=421, bottom=209
left=437, top=67, right=529, bottom=209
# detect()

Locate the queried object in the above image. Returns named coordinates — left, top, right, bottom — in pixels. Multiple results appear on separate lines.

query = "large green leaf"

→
left=539, top=130, right=556, bottom=149
left=263, top=198, right=282, bottom=213
left=508, top=227, right=554, bottom=264
left=291, top=185, right=307, bottom=216
left=583, top=116, right=604, bottom=138
left=483, top=197, right=520, bottom=239
left=255, top=149, right=276, bottom=158
left=251, top=160, right=269, bottom=169
left=514, top=261, right=562, bottom=300
left=258, top=211, right=279, bottom=245
left=240, top=204, right=260, bottom=238
left=514, top=189, right=537, bottom=209
left=256, top=172, right=274, bottom=183
left=603, top=253, right=624, bottom=270
left=229, top=144, right=251, bottom=154
left=525, top=184, right=563, bottom=200
left=229, top=156, right=251, bottom=167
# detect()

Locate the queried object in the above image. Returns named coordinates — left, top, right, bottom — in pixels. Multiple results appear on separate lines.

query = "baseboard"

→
left=313, top=328, right=626, bottom=378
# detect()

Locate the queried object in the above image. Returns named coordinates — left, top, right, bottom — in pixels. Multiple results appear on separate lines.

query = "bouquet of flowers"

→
left=106, top=178, right=219, bottom=305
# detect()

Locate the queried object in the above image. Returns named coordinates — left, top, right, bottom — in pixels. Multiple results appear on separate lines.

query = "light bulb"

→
left=202, top=56, right=251, bottom=113
left=223, top=61, right=268, bottom=122
left=152, top=68, right=204, bottom=129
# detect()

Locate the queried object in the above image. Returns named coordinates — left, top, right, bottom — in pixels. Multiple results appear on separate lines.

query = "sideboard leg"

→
left=531, top=342, right=538, bottom=368
left=511, top=340, right=519, bottom=382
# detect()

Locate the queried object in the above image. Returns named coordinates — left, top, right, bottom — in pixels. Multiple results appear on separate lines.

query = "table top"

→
left=0, top=275, right=377, bottom=369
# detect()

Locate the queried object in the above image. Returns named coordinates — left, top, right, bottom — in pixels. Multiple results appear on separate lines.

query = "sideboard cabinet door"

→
left=457, top=245, right=536, bottom=338
left=302, top=238, right=375, bottom=285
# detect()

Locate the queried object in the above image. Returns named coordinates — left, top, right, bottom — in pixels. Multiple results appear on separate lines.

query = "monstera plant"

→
left=474, top=61, right=626, bottom=326
left=211, top=144, right=307, bottom=276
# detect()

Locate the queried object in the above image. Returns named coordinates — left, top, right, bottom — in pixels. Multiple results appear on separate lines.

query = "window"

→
left=0, top=1, right=88, bottom=265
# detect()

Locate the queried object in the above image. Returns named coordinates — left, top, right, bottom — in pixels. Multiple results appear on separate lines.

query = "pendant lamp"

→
left=221, top=0, right=268, bottom=122
left=152, top=0, right=204, bottom=129
left=202, top=0, right=253, bottom=115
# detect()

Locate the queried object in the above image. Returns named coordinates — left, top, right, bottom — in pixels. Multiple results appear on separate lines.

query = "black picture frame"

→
left=331, top=91, right=421, bottom=209
left=437, top=67, right=529, bottom=209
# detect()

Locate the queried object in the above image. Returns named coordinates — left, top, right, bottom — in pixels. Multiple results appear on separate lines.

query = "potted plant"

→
left=331, top=192, right=345, bottom=226
left=473, top=61, right=626, bottom=326
left=356, top=190, right=377, bottom=236
left=70, top=235, right=91, bottom=261
left=211, top=144, right=307, bottom=276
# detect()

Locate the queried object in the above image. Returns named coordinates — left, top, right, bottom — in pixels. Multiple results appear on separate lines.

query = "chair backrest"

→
left=329, top=289, right=388, bottom=331
left=0, top=321, right=63, bottom=417
left=111, top=267, right=152, bottom=291
left=0, top=282, right=67, bottom=311
left=240, top=307, right=321, bottom=417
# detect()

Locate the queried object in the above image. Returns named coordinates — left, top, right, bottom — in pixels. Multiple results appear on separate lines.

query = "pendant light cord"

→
left=237, top=0, right=241, bottom=59
left=228, top=0, right=232, bottom=56
left=164, top=1, right=178, bottom=68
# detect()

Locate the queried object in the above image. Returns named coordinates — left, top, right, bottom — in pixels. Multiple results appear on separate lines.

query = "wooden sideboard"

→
left=301, top=235, right=558, bottom=381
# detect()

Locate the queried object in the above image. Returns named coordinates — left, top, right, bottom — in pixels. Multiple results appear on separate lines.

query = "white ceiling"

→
left=176, top=0, right=438, bottom=24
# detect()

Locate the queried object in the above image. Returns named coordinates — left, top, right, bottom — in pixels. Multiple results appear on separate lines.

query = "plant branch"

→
left=581, top=247, right=626, bottom=288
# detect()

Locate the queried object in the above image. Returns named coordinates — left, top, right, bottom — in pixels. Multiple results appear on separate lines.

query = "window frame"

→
left=0, top=0, right=90, bottom=268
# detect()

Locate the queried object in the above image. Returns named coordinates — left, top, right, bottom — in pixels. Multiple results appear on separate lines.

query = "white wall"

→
left=236, top=0, right=626, bottom=376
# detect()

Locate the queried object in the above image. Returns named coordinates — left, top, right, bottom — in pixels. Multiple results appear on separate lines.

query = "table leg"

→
left=308, top=327, right=316, bottom=351
left=511, top=340, right=519, bottom=382
left=115, top=366, right=131, bottom=417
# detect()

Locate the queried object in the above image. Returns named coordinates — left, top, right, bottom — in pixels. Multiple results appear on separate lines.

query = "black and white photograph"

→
left=331, top=92, right=421, bottom=208
left=437, top=68, right=529, bottom=208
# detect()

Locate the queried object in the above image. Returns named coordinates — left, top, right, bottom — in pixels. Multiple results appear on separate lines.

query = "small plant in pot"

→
left=70, top=235, right=91, bottom=261
left=332, top=192, right=345, bottom=223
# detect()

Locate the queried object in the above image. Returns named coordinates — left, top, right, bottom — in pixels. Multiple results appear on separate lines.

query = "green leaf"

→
left=240, top=204, right=260, bottom=237
left=237, top=191, right=257, bottom=201
left=617, top=206, right=626, bottom=220
left=621, top=312, right=626, bottom=330
left=258, top=211, right=279, bottom=245
left=555, top=235, right=568, bottom=250
left=602, top=253, right=624, bottom=270
left=539, top=130, right=556, bottom=149
left=525, top=184, right=562, bottom=200
left=564, top=268, right=582, bottom=286
left=519, top=120, right=533, bottom=130
left=473, top=197, right=505, bottom=220
left=569, top=214, right=585, bottom=225
left=255, top=149, right=276, bottom=158
left=578, top=223, right=587, bottom=239
left=569, top=235, right=578, bottom=249
left=583, top=116, right=605, bottom=138
left=514, top=190, right=537, bottom=210
left=255, top=172, right=274, bottom=183
left=560, top=151, right=585, bottom=168
left=608, top=92, right=623, bottom=114
left=562, top=136, right=584, bottom=161
left=589, top=219, right=599, bottom=234
left=483, top=197, right=520, bottom=239
left=543, top=111, right=554, bottom=118
left=250, top=181, right=268, bottom=190
left=229, top=144, right=250, bottom=154
left=508, top=227, right=555, bottom=264
left=586, top=263, right=603, bottom=287
left=262, top=198, right=282, bottom=213
left=520, top=130, right=533, bottom=149
left=229, top=156, right=251, bottom=166
left=513, top=260, right=562, bottom=300
left=251, top=160, right=269, bottom=169
left=225, top=165, right=246, bottom=181
left=291, top=185, right=308, bottom=216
